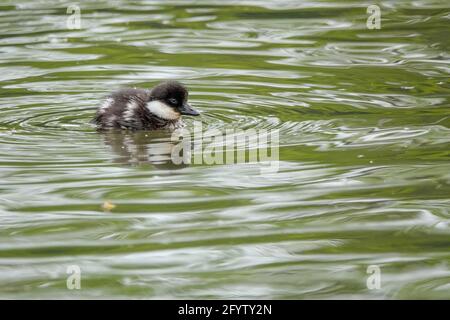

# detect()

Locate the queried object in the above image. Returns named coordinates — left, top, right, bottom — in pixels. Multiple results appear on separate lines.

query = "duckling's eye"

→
left=168, top=98, right=178, bottom=105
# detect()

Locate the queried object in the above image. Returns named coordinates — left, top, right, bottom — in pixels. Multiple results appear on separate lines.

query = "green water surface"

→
left=0, top=0, right=449, bottom=299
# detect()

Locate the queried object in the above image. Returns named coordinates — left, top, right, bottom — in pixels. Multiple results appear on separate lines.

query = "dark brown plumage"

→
left=92, top=81, right=199, bottom=131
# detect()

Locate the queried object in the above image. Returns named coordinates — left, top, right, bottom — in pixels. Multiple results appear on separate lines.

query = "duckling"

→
left=92, top=81, right=199, bottom=130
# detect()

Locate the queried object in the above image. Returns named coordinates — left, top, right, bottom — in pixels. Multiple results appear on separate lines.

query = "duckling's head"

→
left=147, top=81, right=200, bottom=120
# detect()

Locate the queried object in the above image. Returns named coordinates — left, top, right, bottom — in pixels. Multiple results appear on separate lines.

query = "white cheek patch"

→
left=146, top=100, right=180, bottom=120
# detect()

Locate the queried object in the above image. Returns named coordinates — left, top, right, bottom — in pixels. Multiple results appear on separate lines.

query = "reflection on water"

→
left=0, top=0, right=449, bottom=299
left=101, top=131, right=183, bottom=169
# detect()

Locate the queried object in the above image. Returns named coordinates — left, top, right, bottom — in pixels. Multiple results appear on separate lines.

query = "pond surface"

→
left=0, top=0, right=449, bottom=299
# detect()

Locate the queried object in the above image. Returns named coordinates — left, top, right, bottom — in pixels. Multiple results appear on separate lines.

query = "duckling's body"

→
left=92, top=81, right=199, bottom=131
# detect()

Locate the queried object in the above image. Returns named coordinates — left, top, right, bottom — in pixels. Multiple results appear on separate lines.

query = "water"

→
left=0, top=0, right=449, bottom=299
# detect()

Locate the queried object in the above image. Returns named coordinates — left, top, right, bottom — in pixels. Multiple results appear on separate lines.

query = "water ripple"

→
left=0, top=0, right=449, bottom=299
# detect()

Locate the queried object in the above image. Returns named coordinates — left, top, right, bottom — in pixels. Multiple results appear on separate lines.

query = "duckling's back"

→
left=92, top=88, right=150, bottom=130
